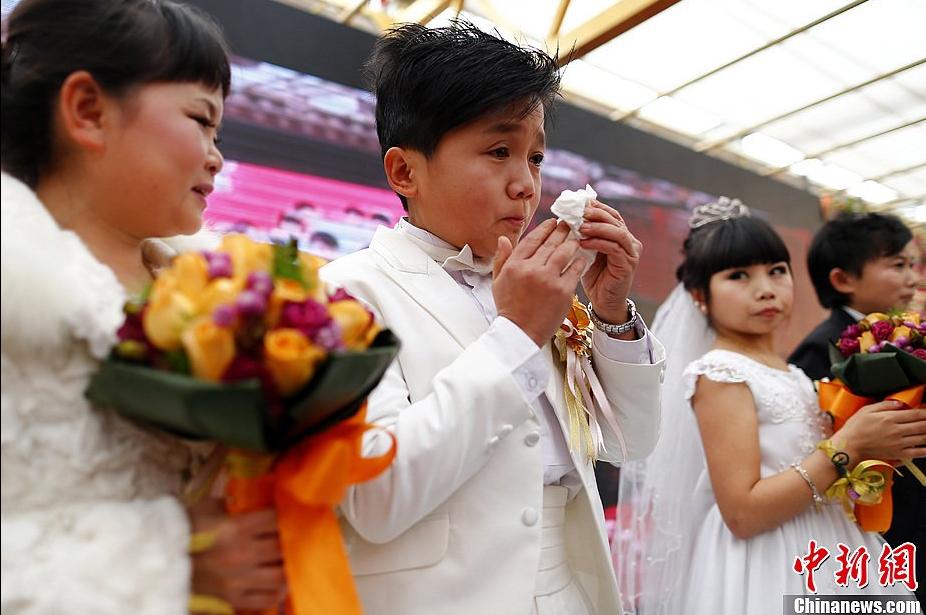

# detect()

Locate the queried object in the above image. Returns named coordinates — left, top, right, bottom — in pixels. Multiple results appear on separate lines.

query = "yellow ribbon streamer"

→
left=188, top=531, right=218, bottom=555
left=224, top=450, right=275, bottom=479
left=900, top=459, right=926, bottom=486
left=189, top=595, right=235, bottom=615
left=554, top=296, right=628, bottom=462
left=563, top=371, right=595, bottom=462
left=188, top=531, right=234, bottom=615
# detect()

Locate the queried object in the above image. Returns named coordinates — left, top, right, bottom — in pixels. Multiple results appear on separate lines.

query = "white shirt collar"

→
left=842, top=305, right=866, bottom=321
left=395, top=218, right=493, bottom=275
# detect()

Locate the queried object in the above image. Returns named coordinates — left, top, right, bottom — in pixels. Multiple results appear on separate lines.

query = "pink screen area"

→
left=204, top=160, right=405, bottom=260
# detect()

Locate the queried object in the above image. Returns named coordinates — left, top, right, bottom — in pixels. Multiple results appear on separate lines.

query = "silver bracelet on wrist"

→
left=587, top=298, right=638, bottom=336
left=791, top=462, right=824, bottom=507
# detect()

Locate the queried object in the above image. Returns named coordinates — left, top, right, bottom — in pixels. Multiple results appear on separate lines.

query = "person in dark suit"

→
left=789, top=306, right=858, bottom=382
left=789, top=213, right=918, bottom=381
left=789, top=211, right=923, bottom=607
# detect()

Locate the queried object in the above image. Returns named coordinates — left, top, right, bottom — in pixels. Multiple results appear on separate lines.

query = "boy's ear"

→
left=828, top=268, right=858, bottom=295
left=56, top=70, right=111, bottom=153
left=383, top=146, right=420, bottom=200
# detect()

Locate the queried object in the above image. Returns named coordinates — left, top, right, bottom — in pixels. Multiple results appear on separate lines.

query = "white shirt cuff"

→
left=481, top=316, right=550, bottom=401
left=592, top=315, right=655, bottom=364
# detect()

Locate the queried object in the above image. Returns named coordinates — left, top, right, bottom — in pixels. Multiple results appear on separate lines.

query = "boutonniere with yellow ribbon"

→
left=553, top=296, right=627, bottom=462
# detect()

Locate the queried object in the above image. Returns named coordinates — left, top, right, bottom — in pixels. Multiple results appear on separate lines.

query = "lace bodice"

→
left=684, top=350, right=828, bottom=474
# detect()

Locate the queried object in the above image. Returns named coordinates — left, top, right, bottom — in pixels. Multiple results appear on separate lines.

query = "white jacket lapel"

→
left=369, top=227, right=489, bottom=349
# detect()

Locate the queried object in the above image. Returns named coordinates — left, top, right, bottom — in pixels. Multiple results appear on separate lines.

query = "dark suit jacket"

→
left=788, top=309, right=856, bottom=382
left=791, top=309, right=925, bottom=607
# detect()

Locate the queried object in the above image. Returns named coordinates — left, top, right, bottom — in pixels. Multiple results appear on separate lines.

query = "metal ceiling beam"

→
left=696, top=57, right=926, bottom=153
left=871, top=162, right=926, bottom=183
left=552, top=0, right=681, bottom=66
left=763, top=117, right=926, bottom=177
left=803, top=117, right=925, bottom=159
left=547, top=0, right=571, bottom=40
left=878, top=193, right=925, bottom=207
left=613, top=0, right=869, bottom=122
left=339, top=0, right=368, bottom=23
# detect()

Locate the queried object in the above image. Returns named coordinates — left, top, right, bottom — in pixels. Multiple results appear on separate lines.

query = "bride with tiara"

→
left=613, top=199, right=922, bottom=615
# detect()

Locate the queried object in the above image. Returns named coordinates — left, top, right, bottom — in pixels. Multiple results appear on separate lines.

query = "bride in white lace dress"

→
left=615, top=200, right=924, bottom=615
left=1, top=1, right=285, bottom=612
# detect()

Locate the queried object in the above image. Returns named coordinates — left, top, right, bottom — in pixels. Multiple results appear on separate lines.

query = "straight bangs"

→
left=688, top=216, right=791, bottom=284
left=149, top=3, right=231, bottom=97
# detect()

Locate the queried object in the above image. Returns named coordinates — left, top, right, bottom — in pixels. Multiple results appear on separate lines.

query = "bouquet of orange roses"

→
left=88, top=233, right=398, bottom=450
left=86, top=234, right=400, bottom=615
left=818, top=310, right=925, bottom=532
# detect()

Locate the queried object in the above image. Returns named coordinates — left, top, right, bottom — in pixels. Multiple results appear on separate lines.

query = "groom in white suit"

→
left=322, top=22, right=665, bottom=615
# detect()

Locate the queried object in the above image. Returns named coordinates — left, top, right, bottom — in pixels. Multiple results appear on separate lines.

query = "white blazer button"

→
left=487, top=435, right=500, bottom=448
left=498, top=424, right=513, bottom=437
left=527, top=376, right=538, bottom=389
left=524, top=431, right=540, bottom=447
left=521, top=508, right=539, bottom=526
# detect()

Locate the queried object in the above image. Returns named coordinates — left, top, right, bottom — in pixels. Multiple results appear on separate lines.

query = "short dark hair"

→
left=366, top=21, right=561, bottom=207
left=2, top=0, right=231, bottom=187
left=807, top=212, right=913, bottom=309
left=677, top=215, right=791, bottom=302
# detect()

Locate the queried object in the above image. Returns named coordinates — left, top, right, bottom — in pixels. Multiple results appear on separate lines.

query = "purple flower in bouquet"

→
left=313, top=321, right=345, bottom=351
left=837, top=336, right=861, bottom=358
left=328, top=288, right=357, bottom=303
left=246, top=271, right=274, bottom=298
left=203, top=251, right=233, bottom=280
left=117, top=307, right=147, bottom=343
left=843, top=324, right=862, bottom=339
left=237, top=290, right=268, bottom=317
left=870, top=320, right=894, bottom=342
left=222, top=353, right=263, bottom=382
left=213, top=304, right=238, bottom=328
left=278, top=299, right=331, bottom=338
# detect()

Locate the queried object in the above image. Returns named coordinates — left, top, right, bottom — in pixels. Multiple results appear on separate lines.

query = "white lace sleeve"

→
left=1, top=499, right=191, bottom=614
left=683, top=351, right=750, bottom=405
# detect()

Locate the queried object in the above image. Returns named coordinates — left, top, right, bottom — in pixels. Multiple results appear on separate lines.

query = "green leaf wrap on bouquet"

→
left=86, top=330, right=400, bottom=452
left=830, top=343, right=926, bottom=398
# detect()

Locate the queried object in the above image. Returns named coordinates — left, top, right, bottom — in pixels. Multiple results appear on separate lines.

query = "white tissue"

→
left=550, top=184, right=597, bottom=273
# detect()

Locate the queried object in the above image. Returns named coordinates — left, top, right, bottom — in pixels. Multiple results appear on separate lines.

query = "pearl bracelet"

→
left=791, top=462, right=824, bottom=507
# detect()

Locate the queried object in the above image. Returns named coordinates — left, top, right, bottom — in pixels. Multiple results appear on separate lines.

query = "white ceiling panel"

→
left=269, top=0, right=926, bottom=214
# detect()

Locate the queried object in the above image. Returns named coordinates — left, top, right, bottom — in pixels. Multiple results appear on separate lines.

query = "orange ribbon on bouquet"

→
left=817, top=382, right=924, bottom=532
left=224, top=404, right=396, bottom=615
